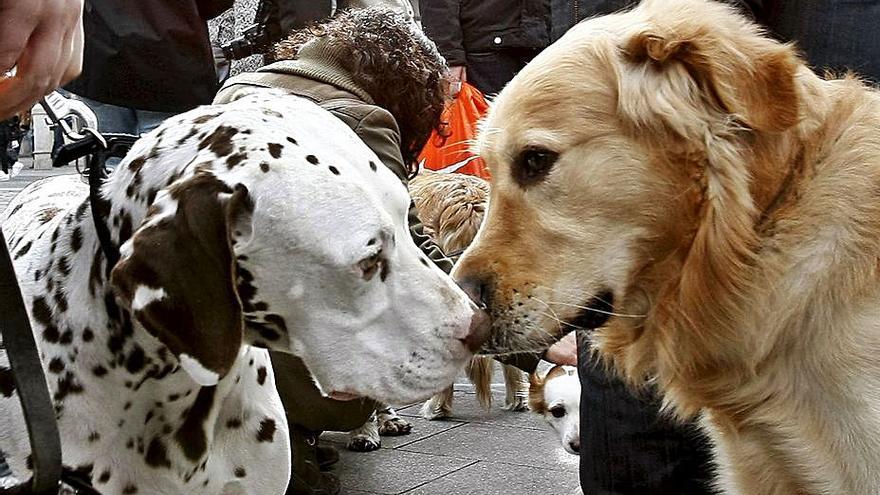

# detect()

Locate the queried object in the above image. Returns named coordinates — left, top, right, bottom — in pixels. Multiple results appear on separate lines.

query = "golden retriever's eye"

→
left=513, top=147, right=558, bottom=187
left=549, top=405, right=566, bottom=418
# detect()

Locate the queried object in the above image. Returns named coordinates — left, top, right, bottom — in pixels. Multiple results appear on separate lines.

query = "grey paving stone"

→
left=403, top=460, right=581, bottom=495
left=322, top=416, right=467, bottom=450
left=333, top=447, right=476, bottom=495
left=398, top=389, right=546, bottom=431
left=400, top=422, right=579, bottom=472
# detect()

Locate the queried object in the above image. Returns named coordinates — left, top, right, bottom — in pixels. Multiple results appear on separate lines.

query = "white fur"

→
left=0, top=92, right=479, bottom=494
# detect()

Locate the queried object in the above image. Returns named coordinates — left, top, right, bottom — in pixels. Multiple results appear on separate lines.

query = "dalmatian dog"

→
left=0, top=92, right=487, bottom=494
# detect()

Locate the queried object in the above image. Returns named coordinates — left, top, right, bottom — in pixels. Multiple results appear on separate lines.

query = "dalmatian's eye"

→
left=549, top=405, right=566, bottom=418
left=512, top=147, right=558, bottom=187
left=357, top=251, right=385, bottom=281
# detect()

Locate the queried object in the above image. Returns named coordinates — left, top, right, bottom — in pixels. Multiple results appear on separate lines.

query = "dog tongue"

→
left=328, top=391, right=361, bottom=401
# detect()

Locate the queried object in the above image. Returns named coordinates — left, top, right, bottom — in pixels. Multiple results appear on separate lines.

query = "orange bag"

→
left=418, top=82, right=491, bottom=180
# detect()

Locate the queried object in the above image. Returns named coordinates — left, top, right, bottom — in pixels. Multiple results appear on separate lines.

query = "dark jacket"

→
left=214, top=39, right=454, bottom=273
left=549, top=0, right=880, bottom=85
left=65, top=0, right=227, bottom=113
left=421, top=0, right=551, bottom=66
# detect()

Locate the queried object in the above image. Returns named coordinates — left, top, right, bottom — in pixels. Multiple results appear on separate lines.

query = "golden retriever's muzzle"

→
left=457, top=275, right=615, bottom=355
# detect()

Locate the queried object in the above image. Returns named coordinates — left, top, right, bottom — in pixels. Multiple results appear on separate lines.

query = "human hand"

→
left=446, top=65, right=466, bottom=98
left=543, top=332, right=578, bottom=366
left=0, top=0, right=85, bottom=120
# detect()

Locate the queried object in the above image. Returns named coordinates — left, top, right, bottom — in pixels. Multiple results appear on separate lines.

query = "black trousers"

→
left=577, top=333, right=715, bottom=494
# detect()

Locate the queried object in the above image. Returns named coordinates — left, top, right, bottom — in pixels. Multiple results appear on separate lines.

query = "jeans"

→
left=66, top=93, right=176, bottom=168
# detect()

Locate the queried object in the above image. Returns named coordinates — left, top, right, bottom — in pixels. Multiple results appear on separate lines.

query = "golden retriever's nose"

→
left=457, top=306, right=491, bottom=352
left=457, top=276, right=491, bottom=310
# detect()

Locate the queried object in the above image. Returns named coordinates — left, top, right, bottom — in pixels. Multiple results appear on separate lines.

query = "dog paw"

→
left=420, top=399, right=452, bottom=420
left=378, top=417, right=412, bottom=436
left=502, top=394, right=529, bottom=412
left=347, top=436, right=381, bottom=452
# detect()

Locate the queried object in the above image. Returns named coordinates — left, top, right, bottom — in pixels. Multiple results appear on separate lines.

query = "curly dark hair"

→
left=274, top=8, right=449, bottom=176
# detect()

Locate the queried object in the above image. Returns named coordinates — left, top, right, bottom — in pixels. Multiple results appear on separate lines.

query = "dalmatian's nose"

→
left=457, top=306, right=491, bottom=352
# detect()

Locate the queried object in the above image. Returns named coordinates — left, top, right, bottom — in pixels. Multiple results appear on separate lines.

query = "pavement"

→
left=0, top=163, right=582, bottom=495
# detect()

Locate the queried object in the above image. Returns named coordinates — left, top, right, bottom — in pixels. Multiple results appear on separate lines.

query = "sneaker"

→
left=10, top=161, right=23, bottom=178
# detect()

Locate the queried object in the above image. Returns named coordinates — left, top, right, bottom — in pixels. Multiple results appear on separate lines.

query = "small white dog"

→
left=529, top=365, right=581, bottom=455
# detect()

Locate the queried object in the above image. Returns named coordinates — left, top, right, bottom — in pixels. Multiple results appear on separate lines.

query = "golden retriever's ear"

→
left=110, top=173, right=254, bottom=386
left=620, top=19, right=800, bottom=134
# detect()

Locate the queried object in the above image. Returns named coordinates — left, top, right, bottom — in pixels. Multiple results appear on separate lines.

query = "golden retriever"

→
left=452, top=0, right=880, bottom=493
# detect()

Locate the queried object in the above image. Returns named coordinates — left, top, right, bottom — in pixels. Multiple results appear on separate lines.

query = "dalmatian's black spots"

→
left=146, top=437, right=172, bottom=469
left=175, top=386, right=216, bottom=461
left=58, top=257, right=71, bottom=278
left=34, top=269, right=42, bottom=282
left=123, top=401, right=132, bottom=411
left=267, top=143, right=283, bottom=159
left=419, top=258, right=430, bottom=267
left=380, top=261, right=391, bottom=282
left=38, top=207, right=63, bottom=225
left=226, top=152, right=247, bottom=169
left=202, top=479, right=209, bottom=487
left=145, top=187, right=159, bottom=205
left=125, top=345, right=147, bottom=374
left=97, top=469, right=111, bottom=484
left=306, top=154, right=319, bottom=165
left=256, top=417, right=276, bottom=443
left=369, top=161, right=378, bottom=171
left=199, top=125, right=238, bottom=158
left=144, top=410, right=155, bottom=425
left=256, top=367, right=267, bottom=386
left=70, top=227, right=83, bottom=253
left=126, top=438, right=135, bottom=450
left=128, top=157, right=147, bottom=174
left=126, top=171, right=143, bottom=198
left=88, top=431, right=101, bottom=443
left=285, top=136, right=298, bottom=146
left=226, top=417, right=242, bottom=429
left=262, top=109, right=283, bottom=119
left=93, top=365, right=108, bottom=377
left=168, top=393, right=180, bottom=402
left=191, top=113, right=220, bottom=125
left=119, top=213, right=134, bottom=245
left=48, top=357, right=65, bottom=374
left=328, top=166, right=340, bottom=175
left=59, top=328, right=74, bottom=346
left=10, top=203, right=23, bottom=216
left=0, top=366, right=15, bottom=397
left=122, top=483, right=139, bottom=494
left=82, top=327, right=94, bottom=343
left=177, top=127, right=199, bottom=146
left=234, top=466, right=247, bottom=478
left=237, top=265, right=258, bottom=311
left=14, top=240, right=33, bottom=259
left=54, top=371, right=84, bottom=402
left=74, top=200, right=89, bottom=221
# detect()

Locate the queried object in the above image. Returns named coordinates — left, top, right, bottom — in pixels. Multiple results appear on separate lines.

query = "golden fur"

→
left=410, top=171, right=529, bottom=414
left=452, top=0, right=880, bottom=493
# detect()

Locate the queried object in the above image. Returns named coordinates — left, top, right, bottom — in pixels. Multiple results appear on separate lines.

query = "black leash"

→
left=52, top=130, right=136, bottom=273
left=0, top=230, right=62, bottom=494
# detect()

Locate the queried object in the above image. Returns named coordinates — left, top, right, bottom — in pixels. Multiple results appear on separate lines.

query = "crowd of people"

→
left=1, top=0, right=878, bottom=494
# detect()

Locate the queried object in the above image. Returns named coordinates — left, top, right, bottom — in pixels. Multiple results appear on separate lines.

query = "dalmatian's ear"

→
left=110, top=172, right=254, bottom=386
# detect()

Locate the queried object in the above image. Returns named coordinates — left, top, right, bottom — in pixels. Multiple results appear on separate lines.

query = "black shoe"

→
left=288, top=427, right=342, bottom=495
left=316, top=443, right=340, bottom=471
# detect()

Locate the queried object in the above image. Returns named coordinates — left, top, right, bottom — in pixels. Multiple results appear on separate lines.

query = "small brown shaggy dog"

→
left=452, top=0, right=880, bottom=493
